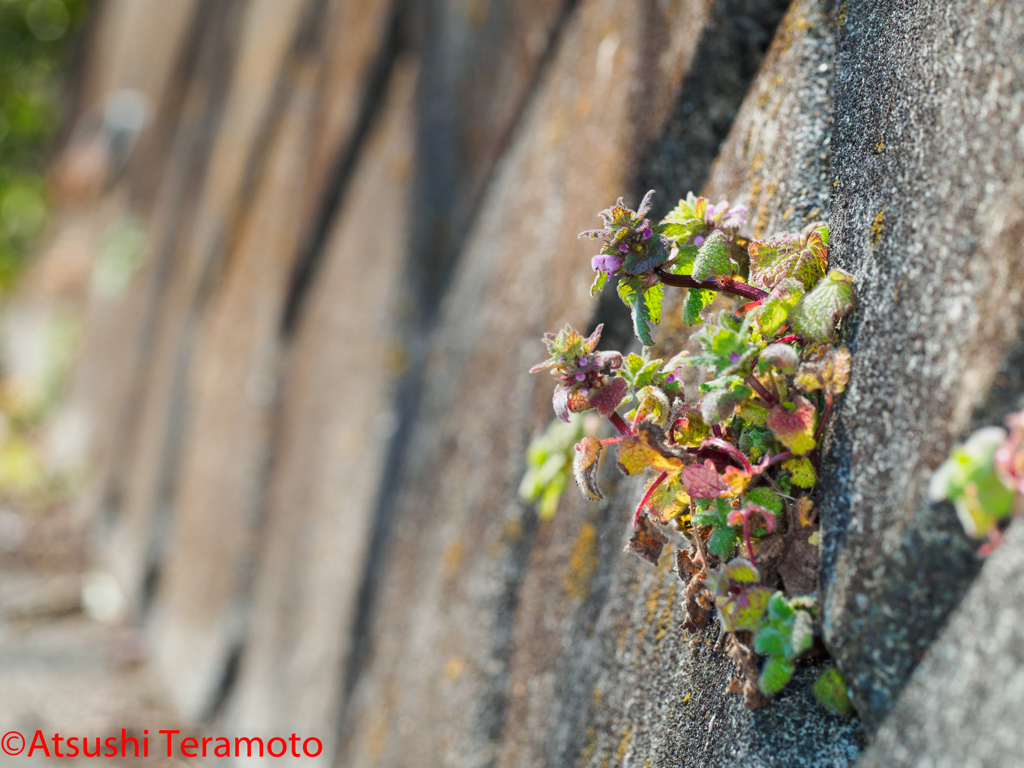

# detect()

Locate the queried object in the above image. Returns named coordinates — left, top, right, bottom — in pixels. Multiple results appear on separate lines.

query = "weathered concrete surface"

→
left=219, top=57, right=416, bottom=760
left=411, top=0, right=572, bottom=305
left=103, top=0, right=312, bottom=615
left=335, top=1, right=726, bottom=765
left=821, top=0, right=1024, bottom=729
left=858, top=517, right=1024, bottom=768
left=494, top=3, right=859, bottom=768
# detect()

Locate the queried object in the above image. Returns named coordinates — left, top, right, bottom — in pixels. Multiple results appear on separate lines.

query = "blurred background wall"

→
left=1, top=1, right=1024, bottom=767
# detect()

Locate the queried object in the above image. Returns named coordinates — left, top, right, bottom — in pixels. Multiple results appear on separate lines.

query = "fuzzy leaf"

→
left=717, top=583, right=772, bottom=633
left=755, top=279, right=804, bottom=337
left=635, top=386, right=671, bottom=427
left=621, top=233, right=670, bottom=276
left=929, top=426, right=1015, bottom=538
left=619, top=280, right=658, bottom=346
left=788, top=269, right=856, bottom=343
left=748, top=233, right=826, bottom=292
left=573, top=437, right=604, bottom=501
left=691, top=230, right=735, bottom=282
left=587, top=376, right=627, bottom=418
left=693, top=497, right=738, bottom=557
left=663, top=244, right=699, bottom=275
left=783, top=457, right=817, bottom=488
left=645, top=473, right=691, bottom=525
left=814, top=668, right=854, bottom=716
left=746, top=487, right=783, bottom=515
left=682, top=288, right=716, bottom=325
left=673, top=411, right=709, bottom=447
left=681, top=460, right=728, bottom=498
left=766, top=396, right=817, bottom=456
left=795, top=345, right=852, bottom=395
left=738, top=424, right=772, bottom=459
left=590, top=270, right=607, bottom=296
left=759, top=343, right=800, bottom=375
left=616, top=429, right=684, bottom=476
left=700, top=383, right=753, bottom=424
left=758, top=656, right=796, bottom=697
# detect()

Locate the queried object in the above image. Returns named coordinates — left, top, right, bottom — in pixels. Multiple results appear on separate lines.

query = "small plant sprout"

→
left=930, top=409, right=1024, bottom=555
left=527, top=190, right=858, bottom=710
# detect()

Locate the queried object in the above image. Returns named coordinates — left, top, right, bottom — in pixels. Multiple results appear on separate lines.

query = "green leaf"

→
left=783, top=457, right=817, bottom=488
left=700, top=383, right=753, bottom=424
left=691, top=230, right=736, bottom=282
left=645, top=282, right=664, bottom=326
left=693, top=497, right=739, bottom=556
left=814, top=668, right=855, bottom=716
left=619, top=280, right=656, bottom=346
left=590, top=270, right=607, bottom=296
left=758, top=655, right=796, bottom=696
left=682, top=288, right=715, bottom=325
left=766, top=396, right=817, bottom=455
left=746, top=487, right=783, bottom=515
left=663, top=244, right=699, bottom=275
left=788, top=269, right=857, bottom=343
left=754, top=626, right=788, bottom=658
left=748, top=233, right=826, bottom=292
left=738, top=425, right=772, bottom=459
left=758, top=343, right=800, bottom=375
left=718, top=584, right=772, bottom=632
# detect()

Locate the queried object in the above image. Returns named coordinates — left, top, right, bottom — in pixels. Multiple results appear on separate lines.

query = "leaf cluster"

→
left=529, top=190, right=860, bottom=712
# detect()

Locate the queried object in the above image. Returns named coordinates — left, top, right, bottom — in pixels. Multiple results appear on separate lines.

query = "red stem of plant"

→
left=763, top=450, right=793, bottom=470
left=655, top=269, right=770, bottom=302
left=742, top=515, right=757, bottom=568
left=633, top=471, right=668, bottom=528
left=776, top=334, right=798, bottom=344
left=600, top=437, right=623, bottom=446
left=609, top=412, right=633, bottom=437
left=702, top=437, right=752, bottom=474
left=745, top=375, right=776, bottom=405
left=712, top=423, right=723, bottom=439
left=814, top=393, right=834, bottom=443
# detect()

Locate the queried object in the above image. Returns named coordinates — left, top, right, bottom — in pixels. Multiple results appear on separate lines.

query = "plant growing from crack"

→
left=526, top=190, right=856, bottom=712
left=931, top=409, right=1024, bottom=556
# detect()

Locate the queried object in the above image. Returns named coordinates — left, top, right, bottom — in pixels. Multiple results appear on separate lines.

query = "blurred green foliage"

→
left=0, top=0, right=88, bottom=288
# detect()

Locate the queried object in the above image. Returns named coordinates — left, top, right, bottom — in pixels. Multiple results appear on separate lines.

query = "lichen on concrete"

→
left=821, top=0, right=1024, bottom=729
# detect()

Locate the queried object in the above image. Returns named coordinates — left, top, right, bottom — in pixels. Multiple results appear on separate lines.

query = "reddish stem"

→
left=745, top=375, right=777, bottom=405
left=701, top=437, right=752, bottom=474
left=633, top=471, right=668, bottom=528
left=814, top=392, right=834, bottom=443
left=775, top=334, right=798, bottom=344
left=712, top=423, right=724, bottom=439
left=655, top=269, right=769, bottom=301
left=762, top=450, right=793, bottom=471
left=742, top=516, right=757, bottom=568
left=609, top=412, right=633, bottom=437
left=600, top=437, right=623, bottom=446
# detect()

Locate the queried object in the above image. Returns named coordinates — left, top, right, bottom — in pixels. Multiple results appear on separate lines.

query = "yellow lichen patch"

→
left=682, top=693, right=692, bottom=704
left=565, top=523, right=599, bottom=599
left=655, top=578, right=677, bottom=642
left=870, top=209, right=885, bottom=247
left=443, top=656, right=465, bottom=681
left=441, top=538, right=464, bottom=579
left=875, top=136, right=885, bottom=154
left=614, top=725, right=634, bottom=764
left=838, top=1, right=847, bottom=25
left=581, top=726, right=597, bottom=765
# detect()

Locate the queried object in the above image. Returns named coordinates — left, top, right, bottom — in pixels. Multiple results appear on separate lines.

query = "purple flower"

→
left=592, top=254, right=624, bottom=275
left=694, top=235, right=705, bottom=247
